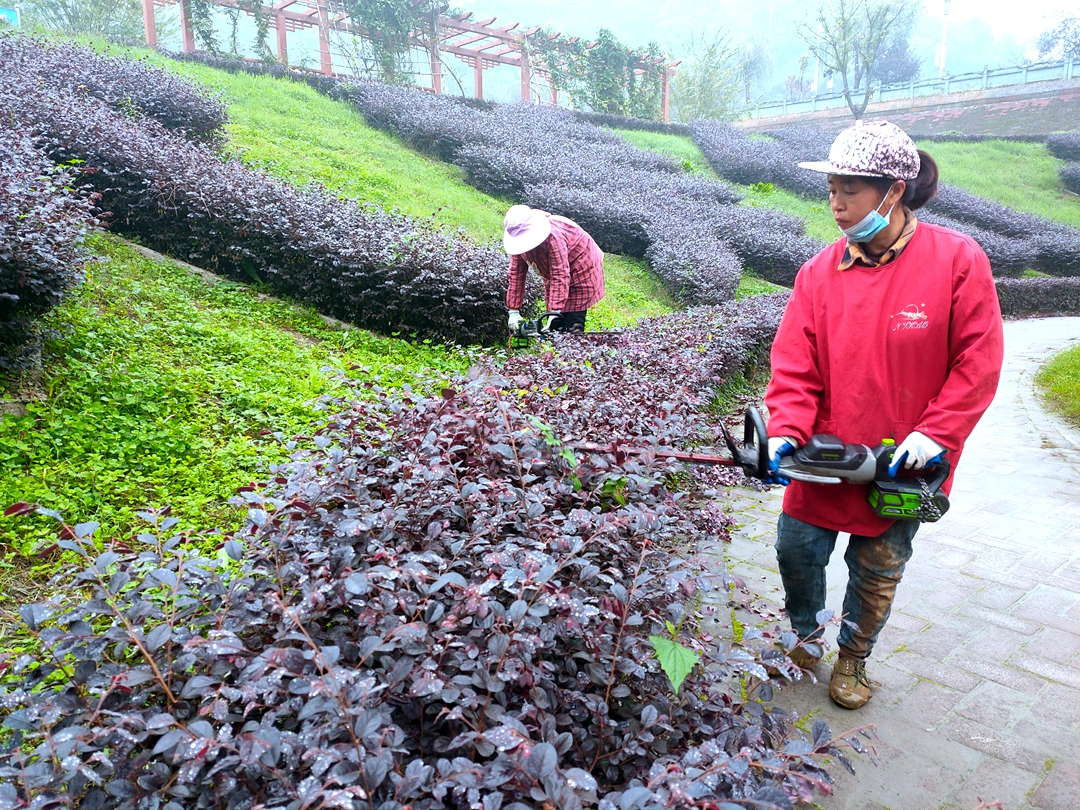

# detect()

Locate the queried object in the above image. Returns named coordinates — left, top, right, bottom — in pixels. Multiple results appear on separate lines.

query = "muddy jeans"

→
left=775, top=512, right=919, bottom=660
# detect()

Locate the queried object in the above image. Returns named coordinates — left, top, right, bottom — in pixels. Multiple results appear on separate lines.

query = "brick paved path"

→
left=714, top=317, right=1080, bottom=810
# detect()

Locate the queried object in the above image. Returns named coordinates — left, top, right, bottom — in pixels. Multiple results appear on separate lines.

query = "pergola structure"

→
left=140, top=0, right=680, bottom=120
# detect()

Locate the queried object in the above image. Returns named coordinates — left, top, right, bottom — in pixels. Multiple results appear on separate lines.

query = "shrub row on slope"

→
left=691, top=121, right=1080, bottom=280
left=160, top=50, right=827, bottom=302
left=1, top=34, right=226, bottom=143
left=0, top=135, right=99, bottom=363
left=1, top=295, right=857, bottom=810
left=2, top=38, right=529, bottom=347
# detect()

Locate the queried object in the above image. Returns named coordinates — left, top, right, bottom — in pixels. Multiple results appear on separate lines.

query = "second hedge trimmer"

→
left=508, top=311, right=623, bottom=350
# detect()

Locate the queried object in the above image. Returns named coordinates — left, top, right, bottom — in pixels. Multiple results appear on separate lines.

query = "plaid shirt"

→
left=506, top=214, right=605, bottom=312
left=839, top=208, right=918, bottom=270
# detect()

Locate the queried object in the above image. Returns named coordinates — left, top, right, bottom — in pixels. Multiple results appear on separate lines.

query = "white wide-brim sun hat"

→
left=502, top=205, right=552, bottom=255
left=798, top=120, right=920, bottom=180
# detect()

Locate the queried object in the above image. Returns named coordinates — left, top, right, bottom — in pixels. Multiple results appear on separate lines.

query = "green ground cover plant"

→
left=0, top=235, right=468, bottom=560
left=1036, top=344, right=1080, bottom=427
left=915, top=138, right=1080, bottom=230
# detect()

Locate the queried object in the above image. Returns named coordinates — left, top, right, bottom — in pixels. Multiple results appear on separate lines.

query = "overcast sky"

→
left=938, top=0, right=1074, bottom=43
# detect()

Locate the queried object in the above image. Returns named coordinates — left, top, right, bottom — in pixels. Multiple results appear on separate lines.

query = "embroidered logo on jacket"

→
left=891, top=303, right=929, bottom=331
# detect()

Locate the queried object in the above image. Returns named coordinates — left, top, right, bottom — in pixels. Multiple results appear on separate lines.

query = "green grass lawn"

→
left=1036, top=344, right=1080, bottom=428
left=0, top=236, right=468, bottom=561
left=916, top=139, right=1080, bottom=230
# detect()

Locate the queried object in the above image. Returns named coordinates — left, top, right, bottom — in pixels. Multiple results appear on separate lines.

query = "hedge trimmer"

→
left=508, top=310, right=624, bottom=350
left=572, top=407, right=950, bottom=522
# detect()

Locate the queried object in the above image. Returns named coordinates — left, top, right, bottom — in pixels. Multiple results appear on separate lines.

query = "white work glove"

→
left=888, top=431, right=947, bottom=476
left=507, top=310, right=522, bottom=333
left=766, top=436, right=798, bottom=486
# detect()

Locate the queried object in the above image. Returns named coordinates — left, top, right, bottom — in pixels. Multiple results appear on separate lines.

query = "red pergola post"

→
left=520, top=51, right=531, bottom=103
left=430, top=44, right=442, bottom=93
left=179, top=0, right=196, bottom=52
left=142, top=0, right=157, bottom=47
left=275, top=13, right=288, bottom=64
left=661, top=67, right=671, bottom=123
left=317, top=0, right=333, bottom=76
left=474, top=57, right=483, bottom=99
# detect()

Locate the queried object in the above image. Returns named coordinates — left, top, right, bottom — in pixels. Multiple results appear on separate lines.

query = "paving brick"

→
left=1026, top=628, right=1080, bottom=665
left=957, top=603, right=1043, bottom=635
left=949, top=650, right=1046, bottom=694
left=955, top=681, right=1032, bottom=730
left=1012, top=604, right=1080, bottom=636
left=971, top=583, right=1029, bottom=610
left=963, top=625, right=1031, bottom=663
left=1010, top=652, right=1080, bottom=689
left=1016, top=551, right=1072, bottom=574
left=958, top=564, right=1039, bottom=592
left=904, top=624, right=971, bottom=663
left=1032, top=760, right=1080, bottom=810
left=1031, top=682, right=1080, bottom=727
left=890, top=679, right=964, bottom=728
left=941, top=716, right=1049, bottom=773
left=954, top=757, right=1045, bottom=810
left=889, top=650, right=982, bottom=692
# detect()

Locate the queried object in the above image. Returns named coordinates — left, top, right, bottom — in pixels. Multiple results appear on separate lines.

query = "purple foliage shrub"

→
left=700, top=122, right=1080, bottom=280
left=571, top=110, right=693, bottom=137
left=1046, top=132, right=1080, bottom=162
left=996, top=277, right=1080, bottom=317
left=1, top=34, right=226, bottom=144
left=0, top=296, right=871, bottom=810
left=0, top=134, right=99, bottom=361
left=2, top=45, right=526, bottom=347
left=1060, top=162, right=1080, bottom=195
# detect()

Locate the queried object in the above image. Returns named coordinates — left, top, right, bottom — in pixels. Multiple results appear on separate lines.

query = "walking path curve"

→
left=715, top=317, right=1080, bottom=810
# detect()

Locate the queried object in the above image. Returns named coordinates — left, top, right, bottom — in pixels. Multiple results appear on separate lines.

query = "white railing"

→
left=745, top=57, right=1077, bottom=119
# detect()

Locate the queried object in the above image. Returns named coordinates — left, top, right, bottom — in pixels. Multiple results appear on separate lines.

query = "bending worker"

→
left=503, top=205, right=605, bottom=334
left=764, top=121, right=1004, bottom=709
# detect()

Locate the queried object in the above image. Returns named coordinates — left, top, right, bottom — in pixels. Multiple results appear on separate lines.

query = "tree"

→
left=1037, top=14, right=1080, bottom=59
left=875, top=34, right=921, bottom=85
left=799, top=0, right=916, bottom=119
left=669, top=31, right=741, bottom=122
left=22, top=0, right=147, bottom=40
left=737, top=39, right=773, bottom=107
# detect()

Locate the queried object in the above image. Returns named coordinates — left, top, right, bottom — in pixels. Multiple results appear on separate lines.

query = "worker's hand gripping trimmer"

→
left=722, top=408, right=950, bottom=522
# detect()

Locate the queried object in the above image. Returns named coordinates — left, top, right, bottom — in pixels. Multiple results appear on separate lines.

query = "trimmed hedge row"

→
left=1046, top=132, right=1080, bottom=162
left=0, top=135, right=100, bottom=362
left=3, top=42, right=531, bottom=347
left=1061, top=163, right=1080, bottom=195
left=570, top=109, right=694, bottom=137
left=996, top=277, right=1080, bottom=317
left=1, top=34, right=226, bottom=143
left=697, top=122, right=1080, bottom=279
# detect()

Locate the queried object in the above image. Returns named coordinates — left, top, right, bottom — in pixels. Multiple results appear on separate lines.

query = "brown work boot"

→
left=829, top=656, right=872, bottom=709
left=787, top=645, right=821, bottom=670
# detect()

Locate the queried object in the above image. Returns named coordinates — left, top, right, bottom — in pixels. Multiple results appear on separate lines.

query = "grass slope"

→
left=88, top=41, right=679, bottom=327
left=0, top=236, right=467, bottom=560
left=1036, top=345, right=1080, bottom=428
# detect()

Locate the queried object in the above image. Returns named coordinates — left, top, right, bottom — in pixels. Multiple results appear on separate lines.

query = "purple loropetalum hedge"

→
left=0, top=34, right=226, bottom=144
left=697, top=122, right=1080, bottom=280
left=2, top=43, right=531, bottom=347
left=1061, top=162, right=1080, bottom=195
left=996, top=276, right=1080, bottom=317
left=0, top=295, right=865, bottom=810
left=1046, top=132, right=1080, bottom=162
left=0, top=134, right=100, bottom=364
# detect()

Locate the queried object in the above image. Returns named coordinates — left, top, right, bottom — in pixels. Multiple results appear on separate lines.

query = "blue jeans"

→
left=775, top=512, right=918, bottom=659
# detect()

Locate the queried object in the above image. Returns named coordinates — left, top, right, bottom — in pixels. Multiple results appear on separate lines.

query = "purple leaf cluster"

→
left=0, top=134, right=100, bottom=362
left=0, top=34, right=226, bottom=144
left=1046, top=132, right=1080, bottom=162
left=0, top=297, right=865, bottom=810
left=570, top=110, right=693, bottom=137
left=690, top=121, right=825, bottom=197
left=1, top=38, right=529, bottom=347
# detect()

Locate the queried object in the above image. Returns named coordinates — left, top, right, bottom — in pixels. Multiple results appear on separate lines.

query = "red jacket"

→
left=765, top=222, right=1004, bottom=535
left=506, top=215, right=605, bottom=312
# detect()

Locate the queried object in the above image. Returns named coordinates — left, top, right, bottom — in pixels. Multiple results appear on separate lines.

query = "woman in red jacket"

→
left=764, top=121, right=1004, bottom=709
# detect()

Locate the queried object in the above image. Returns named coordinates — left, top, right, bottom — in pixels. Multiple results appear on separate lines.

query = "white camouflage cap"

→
left=799, top=120, right=920, bottom=180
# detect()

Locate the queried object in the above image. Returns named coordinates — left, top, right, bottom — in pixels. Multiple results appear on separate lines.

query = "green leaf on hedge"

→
left=648, top=635, right=699, bottom=695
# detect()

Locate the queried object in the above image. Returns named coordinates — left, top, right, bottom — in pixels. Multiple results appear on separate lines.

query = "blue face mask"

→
left=840, top=193, right=895, bottom=242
